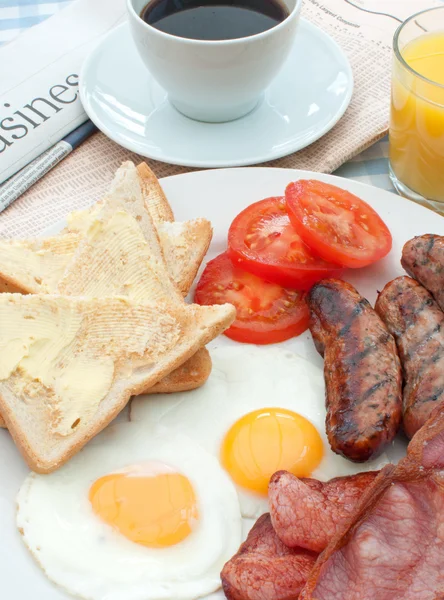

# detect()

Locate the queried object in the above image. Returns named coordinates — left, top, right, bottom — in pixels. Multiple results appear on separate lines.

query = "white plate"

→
left=1, top=168, right=442, bottom=600
left=80, top=20, right=353, bottom=168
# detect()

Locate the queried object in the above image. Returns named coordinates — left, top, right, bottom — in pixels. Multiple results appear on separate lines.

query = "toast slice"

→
left=57, top=162, right=187, bottom=302
left=0, top=233, right=81, bottom=294
left=56, top=162, right=182, bottom=304
left=0, top=348, right=211, bottom=429
left=0, top=163, right=211, bottom=297
left=63, top=163, right=212, bottom=296
left=56, top=163, right=217, bottom=395
left=0, top=164, right=212, bottom=425
left=0, top=294, right=234, bottom=473
left=136, top=162, right=212, bottom=295
left=144, top=347, right=212, bottom=394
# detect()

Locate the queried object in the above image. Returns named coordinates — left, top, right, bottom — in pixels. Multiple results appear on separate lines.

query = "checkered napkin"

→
left=0, top=0, right=70, bottom=45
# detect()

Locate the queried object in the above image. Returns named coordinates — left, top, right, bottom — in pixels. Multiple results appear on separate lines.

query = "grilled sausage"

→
left=402, top=234, right=444, bottom=310
left=375, top=276, right=444, bottom=438
left=308, top=279, right=402, bottom=462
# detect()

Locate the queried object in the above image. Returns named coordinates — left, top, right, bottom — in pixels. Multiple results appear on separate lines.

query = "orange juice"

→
left=390, top=32, right=444, bottom=202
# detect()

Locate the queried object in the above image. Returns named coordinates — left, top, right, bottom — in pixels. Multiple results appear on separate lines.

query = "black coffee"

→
left=140, top=0, right=289, bottom=41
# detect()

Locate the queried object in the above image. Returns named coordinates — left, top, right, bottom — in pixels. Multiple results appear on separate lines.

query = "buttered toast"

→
left=60, top=162, right=212, bottom=296
left=136, top=163, right=212, bottom=295
left=56, top=162, right=184, bottom=303
left=0, top=294, right=234, bottom=473
left=0, top=163, right=213, bottom=429
left=0, top=163, right=211, bottom=297
left=0, top=163, right=229, bottom=471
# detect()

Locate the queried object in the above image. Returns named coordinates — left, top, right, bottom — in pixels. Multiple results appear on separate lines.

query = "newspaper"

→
left=0, top=0, right=126, bottom=185
left=0, top=0, right=440, bottom=238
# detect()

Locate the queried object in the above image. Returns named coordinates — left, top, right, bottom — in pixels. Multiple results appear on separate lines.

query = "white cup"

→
left=127, top=0, right=301, bottom=122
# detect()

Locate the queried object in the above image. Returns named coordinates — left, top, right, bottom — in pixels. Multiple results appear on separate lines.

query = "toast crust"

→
left=0, top=347, right=211, bottom=429
left=0, top=272, right=31, bottom=294
left=157, top=218, right=212, bottom=296
left=137, top=162, right=175, bottom=225
left=136, top=162, right=213, bottom=296
left=0, top=164, right=228, bottom=469
left=144, top=346, right=212, bottom=394
left=0, top=296, right=234, bottom=473
left=0, top=164, right=212, bottom=427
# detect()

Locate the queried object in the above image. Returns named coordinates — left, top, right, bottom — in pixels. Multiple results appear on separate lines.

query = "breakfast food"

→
left=221, top=513, right=317, bottom=600
left=59, top=162, right=213, bottom=390
left=0, top=347, right=211, bottom=430
left=131, top=345, right=404, bottom=518
left=194, top=180, right=394, bottom=345
left=299, top=407, right=444, bottom=599
left=0, top=162, right=235, bottom=471
left=56, top=162, right=184, bottom=302
left=308, top=279, right=402, bottom=462
left=269, top=470, right=379, bottom=552
left=0, top=162, right=214, bottom=430
left=0, top=162, right=211, bottom=298
left=375, top=276, right=444, bottom=438
left=285, top=180, right=393, bottom=268
left=0, top=293, right=234, bottom=473
left=402, top=234, right=444, bottom=311
left=194, top=252, right=309, bottom=343
left=219, top=225, right=444, bottom=599
left=65, top=162, right=212, bottom=297
left=227, top=196, right=342, bottom=290
left=221, top=471, right=379, bottom=600
left=17, top=422, right=242, bottom=600
left=144, top=346, right=212, bottom=394
left=4, top=168, right=438, bottom=600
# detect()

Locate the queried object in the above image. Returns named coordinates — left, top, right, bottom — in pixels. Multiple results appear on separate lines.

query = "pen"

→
left=0, top=120, right=98, bottom=215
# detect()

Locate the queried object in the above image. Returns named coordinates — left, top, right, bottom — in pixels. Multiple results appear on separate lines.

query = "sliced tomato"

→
left=194, top=252, right=309, bottom=344
left=285, top=180, right=393, bottom=268
left=227, top=196, right=343, bottom=290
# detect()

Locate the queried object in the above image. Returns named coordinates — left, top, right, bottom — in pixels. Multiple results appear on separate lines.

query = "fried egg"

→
left=17, top=422, right=241, bottom=600
left=131, top=345, right=406, bottom=518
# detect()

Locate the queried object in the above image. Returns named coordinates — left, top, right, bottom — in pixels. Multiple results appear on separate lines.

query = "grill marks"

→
left=308, top=279, right=402, bottom=462
left=402, top=235, right=444, bottom=311
left=376, top=276, right=444, bottom=439
left=337, top=298, right=369, bottom=338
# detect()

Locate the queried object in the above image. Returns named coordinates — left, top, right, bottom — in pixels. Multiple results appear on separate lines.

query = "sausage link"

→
left=308, top=279, right=402, bottom=461
left=402, top=234, right=444, bottom=310
left=375, top=276, right=444, bottom=438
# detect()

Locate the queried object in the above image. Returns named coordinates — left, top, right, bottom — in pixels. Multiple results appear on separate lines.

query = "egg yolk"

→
left=220, top=408, right=323, bottom=495
left=89, top=468, right=198, bottom=548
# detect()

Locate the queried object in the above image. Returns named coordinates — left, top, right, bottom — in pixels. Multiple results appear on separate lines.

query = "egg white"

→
left=131, top=345, right=407, bottom=518
left=16, top=422, right=242, bottom=600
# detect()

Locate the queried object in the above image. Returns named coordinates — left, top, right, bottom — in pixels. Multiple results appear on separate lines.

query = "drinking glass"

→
left=389, top=7, right=444, bottom=214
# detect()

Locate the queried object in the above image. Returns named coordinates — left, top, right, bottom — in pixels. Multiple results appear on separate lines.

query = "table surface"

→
left=0, top=0, right=393, bottom=193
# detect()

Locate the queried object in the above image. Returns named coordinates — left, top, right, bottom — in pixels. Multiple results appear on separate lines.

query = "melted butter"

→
left=0, top=234, right=79, bottom=293
left=65, top=205, right=100, bottom=235
left=0, top=295, right=180, bottom=436
left=58, top=210, right=175, bottom=305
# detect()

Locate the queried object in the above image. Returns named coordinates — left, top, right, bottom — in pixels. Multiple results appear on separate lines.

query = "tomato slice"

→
left=194, top=252, right=309, bottom=344
left=285, top=180, right=393, bottom=268
left=227, top=196, right=343, bottom=290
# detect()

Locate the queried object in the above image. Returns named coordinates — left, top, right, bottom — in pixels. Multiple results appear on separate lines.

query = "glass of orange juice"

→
left=389, top=7, right=444, bottom=213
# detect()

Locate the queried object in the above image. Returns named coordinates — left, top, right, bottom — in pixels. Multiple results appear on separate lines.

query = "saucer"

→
left=80, top=20, right=353, bottom=168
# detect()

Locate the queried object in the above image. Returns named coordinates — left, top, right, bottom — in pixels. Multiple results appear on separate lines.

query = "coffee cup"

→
left=127, top=0, right=301, bottom=123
